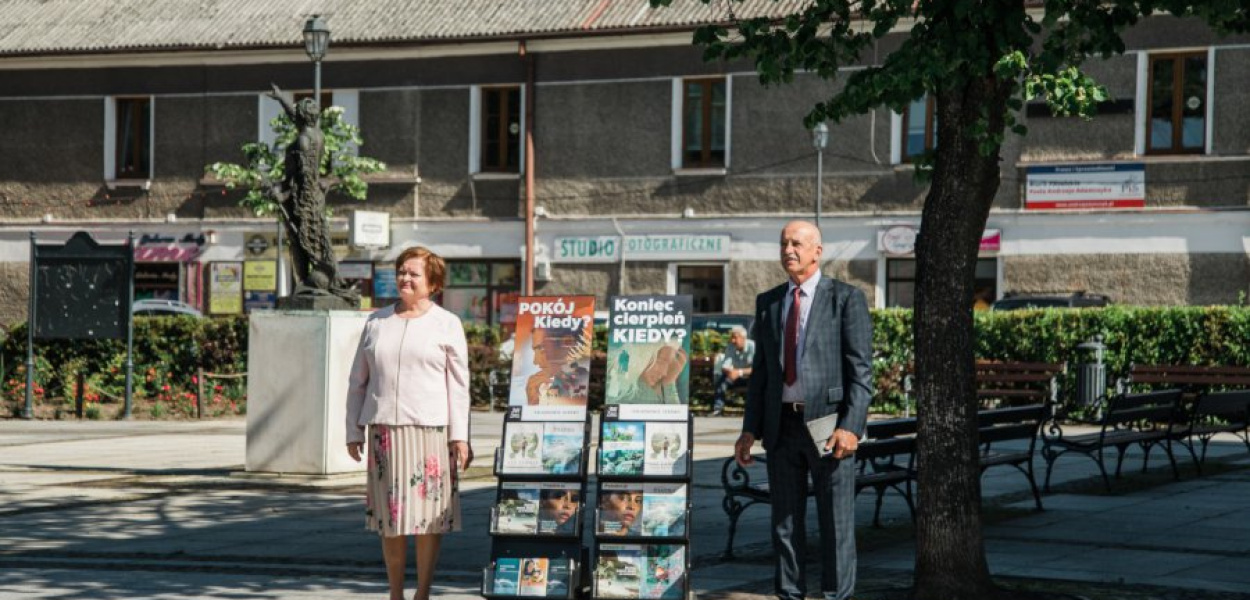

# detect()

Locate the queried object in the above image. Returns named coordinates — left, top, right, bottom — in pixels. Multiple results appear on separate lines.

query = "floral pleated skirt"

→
left=365, top=424, right=461, bottom=537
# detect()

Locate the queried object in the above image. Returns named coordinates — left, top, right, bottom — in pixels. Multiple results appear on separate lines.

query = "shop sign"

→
left=622, top=234, right=730, bottom=260
left=878, top=226, right=1001, bottom=256
left=243, top=261, right=277, bottom=291
left=209, top=262, right=243, bottom=315
left=1025, top=163, right=1145, bottom=210
left=134, top=232, right=205, bottom=262
left=244, top=232, right=353, bottom=259
left=554, top=236, right=620, bottom=263
left=350, top=210, right=390, bottom=247
left=373, top=264, right=398, bottom=300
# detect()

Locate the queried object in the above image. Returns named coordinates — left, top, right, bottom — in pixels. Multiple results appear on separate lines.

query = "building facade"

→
left=1, top=2, right=1248, bottom=327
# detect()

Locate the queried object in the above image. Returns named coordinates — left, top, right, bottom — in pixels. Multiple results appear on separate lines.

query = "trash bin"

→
left=1074, top=334, right=1107, bottom=407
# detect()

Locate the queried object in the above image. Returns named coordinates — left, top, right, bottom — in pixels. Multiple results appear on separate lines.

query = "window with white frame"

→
left=104, top=96, right=153, bottom=180
left=680, top=78, right=728, bottom=169
left=901, top=95, right=936, bottom=162
left=469, top=85, right=524, bottom=175
left=1146, top=52, right=1207, bottom=154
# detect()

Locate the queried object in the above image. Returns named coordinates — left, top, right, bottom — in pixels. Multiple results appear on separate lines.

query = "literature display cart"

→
left=483, top=297, right=596, bottom=600
left=592, top=295, right=694, bottom=600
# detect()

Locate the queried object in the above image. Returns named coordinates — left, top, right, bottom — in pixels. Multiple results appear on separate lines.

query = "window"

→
left=115, top=97, right=151, bottom=179
left=901, top=95, right=936, bottom=161
left=1147, top=53, right=1206, bottom=154
left=682, top=78, right=727, bottom=168
left=292, top=91, right=333, bottom=111
left=676, top=265, right=725, bottom=313
left=481, top=87, right=521, bottom=172
left=885, top=258, right=996, bottom=309
left=437, top=261, right=521, bottom=326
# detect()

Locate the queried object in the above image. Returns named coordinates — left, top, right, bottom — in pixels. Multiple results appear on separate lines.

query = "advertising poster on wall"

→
left=208, top=262, right=243, bottom=315
left=507, top=296, right=596, bottom=421
left=604, top=295, right=692, bottom=420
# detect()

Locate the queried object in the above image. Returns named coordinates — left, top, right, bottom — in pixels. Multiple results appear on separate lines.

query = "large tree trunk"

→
left=911, top=74, right=1013, bottom=600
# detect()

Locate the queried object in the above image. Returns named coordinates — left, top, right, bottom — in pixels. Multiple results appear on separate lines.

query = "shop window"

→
left=481, top=87, right=522, bottom=172
left=438, top=261, right=521, bottom=326
left=1147, top=52, right=1206, bottom=154
left=676, top=265, right=725, bottom=313
left=682, top=78, right=728, bottom=168
left=886, top=258, right=996, bottom=309
left=901, top=95, right=936, bottom=162
left=115, top=97, right=151, bottom=179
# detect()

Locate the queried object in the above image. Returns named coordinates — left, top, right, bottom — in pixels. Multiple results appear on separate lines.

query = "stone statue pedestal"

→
left=245, top=310, right=369, bottom=475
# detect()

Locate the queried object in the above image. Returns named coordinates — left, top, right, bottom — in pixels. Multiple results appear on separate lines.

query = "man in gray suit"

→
left=734, top=220, right=874, bottom=600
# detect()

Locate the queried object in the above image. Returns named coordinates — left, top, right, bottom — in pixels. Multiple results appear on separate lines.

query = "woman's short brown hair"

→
left=393, top=246, right=446, bottom=294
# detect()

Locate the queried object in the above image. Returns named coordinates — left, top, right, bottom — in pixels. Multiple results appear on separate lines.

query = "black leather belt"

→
left=783, top=402, right=805, bottom=414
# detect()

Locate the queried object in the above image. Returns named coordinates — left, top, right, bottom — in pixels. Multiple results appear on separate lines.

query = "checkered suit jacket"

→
left=742, top=276, right=874, bottom=450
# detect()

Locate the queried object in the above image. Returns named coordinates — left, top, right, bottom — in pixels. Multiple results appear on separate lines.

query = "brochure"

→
left=500, top=422, right=585, bottom=476
left=598, top=483, right=688, bottom=538
left=596, top=544, right=686, bottom=599
left=604, top=295, right=693, bottom=406
left=508, top=296, right=596, bottom=411
left=599, top=421, right=646, bottom=476
left=496, top=483, right=540, bottom=535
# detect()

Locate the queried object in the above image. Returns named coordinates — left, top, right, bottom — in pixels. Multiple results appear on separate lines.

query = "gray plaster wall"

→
left=1004, top=253, right=1250, bottom=306
left=0, top=262, right=28, bottom=326
left=535, top=80, right=671, bottom=179
left=534, top=264, right=618, bottom=307
left=1214, top=48, right=1250, bottom=156
left=0, top=99, right=103, bottom=219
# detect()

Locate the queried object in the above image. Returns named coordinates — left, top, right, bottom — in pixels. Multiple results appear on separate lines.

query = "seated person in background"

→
left=712, top=326, right=755, bottom=416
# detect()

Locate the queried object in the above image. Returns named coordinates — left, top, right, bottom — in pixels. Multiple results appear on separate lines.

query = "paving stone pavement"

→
left=2, top=414, right=1249, bottom=600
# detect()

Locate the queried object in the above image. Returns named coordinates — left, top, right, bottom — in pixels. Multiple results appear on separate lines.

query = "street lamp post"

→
left=811, top=122, right=829, bottom=228
left=303, top=15, right=330, bottom=105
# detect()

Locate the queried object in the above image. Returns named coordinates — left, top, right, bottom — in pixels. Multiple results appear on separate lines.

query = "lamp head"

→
left=811, top=122, right=829, bottom=150
left=303, top=14, right=330, bottom=61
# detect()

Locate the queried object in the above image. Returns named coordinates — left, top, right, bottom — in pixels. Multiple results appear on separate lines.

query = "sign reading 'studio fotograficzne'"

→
left=553, top=234, right=731, bottom=263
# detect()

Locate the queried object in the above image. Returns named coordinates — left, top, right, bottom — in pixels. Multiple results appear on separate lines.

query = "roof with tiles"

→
left=0, top=0, right=818, bottom=56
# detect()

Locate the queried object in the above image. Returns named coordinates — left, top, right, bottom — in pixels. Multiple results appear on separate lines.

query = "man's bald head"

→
left=779, top=220, right=823, bottom=284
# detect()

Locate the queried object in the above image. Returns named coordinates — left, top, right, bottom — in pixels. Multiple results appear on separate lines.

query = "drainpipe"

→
left=521, top=40, right=536, bottom=295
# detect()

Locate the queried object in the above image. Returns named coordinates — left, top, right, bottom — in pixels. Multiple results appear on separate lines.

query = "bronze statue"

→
left=267, top=84, right=359, bottom=309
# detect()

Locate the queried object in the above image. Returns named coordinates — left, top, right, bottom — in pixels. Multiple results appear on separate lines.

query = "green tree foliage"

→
left=204, top=104, right=385, bottom=217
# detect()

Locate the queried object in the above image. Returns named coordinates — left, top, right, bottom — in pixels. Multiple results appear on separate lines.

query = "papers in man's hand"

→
left=805, top=413, right=839, bottom=457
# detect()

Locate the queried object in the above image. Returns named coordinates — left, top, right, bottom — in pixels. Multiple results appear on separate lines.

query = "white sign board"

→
left=349, top=210, right=390, bottom=247
left=1026, top=164, right=1145, bottom=210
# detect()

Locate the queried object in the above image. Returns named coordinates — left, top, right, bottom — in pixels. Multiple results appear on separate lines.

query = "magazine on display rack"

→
left=599, top=421, right=687, bottom=477
left=596, top=483, right=687, bottom=538
left=494, top=482, right=583, bottom=536
left=595, top=544, right=685, bottom=600
left=507, top=296, right=596, bottom=420
left=500, top=421, right=585, bottom=476
left=604, top=295, right=693, bottom=411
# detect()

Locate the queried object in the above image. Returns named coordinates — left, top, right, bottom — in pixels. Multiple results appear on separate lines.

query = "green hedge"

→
left=1, top=317, right=248, bottom=417
left=4, top=307, right=1247, bottom=418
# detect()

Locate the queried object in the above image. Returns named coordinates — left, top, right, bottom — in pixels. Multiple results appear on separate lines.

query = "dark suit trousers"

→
left=767, top=410, right=856, bottom=600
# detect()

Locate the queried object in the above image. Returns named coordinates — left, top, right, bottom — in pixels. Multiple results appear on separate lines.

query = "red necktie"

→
left=784, top=286, right=799, bottom=386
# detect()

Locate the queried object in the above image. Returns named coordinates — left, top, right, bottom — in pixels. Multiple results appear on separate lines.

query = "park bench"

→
left=1119, top=365, right=1250, bottom=473
left=719, top=404, right=1051, bottom=557
left=1041, top=388, right=1183, bottom=492
left=974, top=361, right=1064, bottom=409
left=977, top=403, right=1048, bottom=510
left=902, top=361, right=1064, bottom=415
left=719, top=417, right=917, bottom=558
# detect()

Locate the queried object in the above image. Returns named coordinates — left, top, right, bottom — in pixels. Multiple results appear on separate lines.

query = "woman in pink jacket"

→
left=346, top=246, right=473, bottom=600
